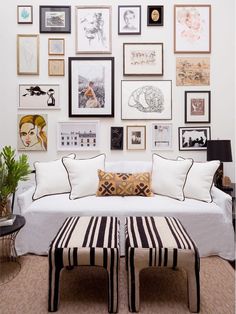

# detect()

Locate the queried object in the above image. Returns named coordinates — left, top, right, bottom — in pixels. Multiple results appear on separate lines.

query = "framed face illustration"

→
left=118, top=6, right=141, bottom=35
left=147, top=6, right=163, bottom=26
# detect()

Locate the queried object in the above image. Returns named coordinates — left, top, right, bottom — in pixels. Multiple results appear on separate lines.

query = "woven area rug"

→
left=0, top=255, right=235, bottom=314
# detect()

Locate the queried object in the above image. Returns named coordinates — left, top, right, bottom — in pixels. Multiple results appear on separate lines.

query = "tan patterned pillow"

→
left=96, top=170, right=152, bottom=197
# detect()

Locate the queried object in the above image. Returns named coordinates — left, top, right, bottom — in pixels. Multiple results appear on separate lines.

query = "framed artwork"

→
left=185, top=91, right=211, bottom=123
left=19, top=84, right=60, bottom=110
left=118, top=5, right=141, bottom=35
left=176, top=57, right=210, bottom=86
left=39, top=6, right=71, bottom=33
left=174, top=5, right=211, bottom=53
left=121, top=80, right=172, bottom=120
left=123, top=43, right=163, bottom=76
left=110, top=127, right=123, bottom=150
left=17, top=6, right=33, bottom=24
left=48, top=59, right=65, bottom=76
left=69, top=57, right=114, bottom=118
left=57, top=121, right=100, bottom=151
left=127, top=126, right=146, bottom=150
left=178, top=126, right=211, bottom=151
left=17, top=34, right=39, bottom=75
left=48, top=38, right=65, bottom=55
left=151, top=123, right=172, bottom=150
left=75, top=6, right=111, bottom=54
left=147, top=6, right=163, bottom=26
left=17, top=114, right=48, bottom=151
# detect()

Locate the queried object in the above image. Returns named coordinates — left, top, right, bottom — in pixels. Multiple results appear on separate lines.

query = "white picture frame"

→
left=151, top=123, right=172, bottom=150
left=17, top=34, right=39, bottom=75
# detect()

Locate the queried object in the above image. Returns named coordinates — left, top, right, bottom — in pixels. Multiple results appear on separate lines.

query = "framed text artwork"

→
left=17, top=6, right=33, bottom=24
left=127, top=125, right=146, bottom=150
left=151, top=123, right=172, bottom=151
left=39, top=6, right=71, bottom=33
left=69, top=57, right=114, bottom=118
left=17, top=34, right=39, bottom=75
left=110, top=127, right=124, bottom=150
left=147, top=6, right=163, bottom=26
left=118, top=5, right=141, bottom=35
left=185, top=91, right=211, bottom=123
left=178, top=126, right=211, bottom=151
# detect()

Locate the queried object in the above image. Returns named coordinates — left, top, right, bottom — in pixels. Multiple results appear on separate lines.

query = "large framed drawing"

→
left=123, top=43, right=163, bottom=76
left=39, top=6, right=71, bottom=33
left=75, top=6, right=111, bottom=54
left=121, top=80, right=172, bottom=120
left=174, top=5, right=211, bottom=53
left=69, top=57, right=114, bottom=118
left=127, top=125, right=146, bottom=150
left=151, top=123, right=172, bottom=150
left=17, top=34, right=39, bottom=75
left=185, top=91, right=211, bottom=123
left=178, top=126, right=211, bottom=151
left=118, top=5, right=141, bottom=35
left=57, top=121, right=100, bottom=151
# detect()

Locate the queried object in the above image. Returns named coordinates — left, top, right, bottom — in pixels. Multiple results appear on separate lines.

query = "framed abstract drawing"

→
left=185, top=91, right=211, bottom=123
left=127, top=125, right=146, bottom=150
left=110, top=127, right=124, bottom=150
left=151, top=123, right=172, bottom=150
left=17, top=6, right=33, bottom=24
left=118, top=5, right=141, bottom=35
left=147, top=6, right=163, bottom=26
left=178, top=126, right=211, bottom=151
left=48, top=38, right=65, bottom=55
left=39, top=6, right=71, bottom=33
left=48, top=59, right=65, bottom=76
left=17, top=34, right=39, bottom=75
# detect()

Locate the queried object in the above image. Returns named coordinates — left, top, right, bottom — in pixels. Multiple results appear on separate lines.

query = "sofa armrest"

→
left=211, top=186, right=232, bottom=223
left=17, top=186, right=35, bottom=214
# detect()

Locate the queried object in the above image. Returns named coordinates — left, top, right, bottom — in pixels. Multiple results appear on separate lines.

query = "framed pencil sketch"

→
left=123, top=43, right=163, bottom=76
left=118, top=5, right=141, bottom=35
left=75, top=6, right=111, bottom=54
left=69, top=57, right=114, bottom=118
left=39, top=6, right=71, bottom=33
left=57, top=121, right=100, bottom=151
left=147, top=6, right=163, bottom=26
left=17, top=6, right=33, bottom=24
left=127, top=125, right=146, bottom=150
left=174, top=5, right=211, bottom=53
left=48, top=38, right=65, bottom=55
left=151, top=123, right=172, bottom=150
left=185, top=91, right=211, bottom=123
left=121, top=80, right=172, bottom=120
left=110, top=127, right=124, bottom=150
left=17, top=34, right=39, bottom=75
left=178, top=126, right=211, bottom=151
left=48, top=59, right=65, bottom=76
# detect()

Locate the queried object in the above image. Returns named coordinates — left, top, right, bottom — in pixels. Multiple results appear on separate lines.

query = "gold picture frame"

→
left=48, top=59, right=65, bottom=76
left=48, top=38, right=65, bottom=56
left=17, top=34, right=39, bottom=75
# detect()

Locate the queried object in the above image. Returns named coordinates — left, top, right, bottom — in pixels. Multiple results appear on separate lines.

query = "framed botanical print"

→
left=48, top=38, right=65, bottom=55
left=17, top=6, right=33, bottom=24
left=17, top=34, right=39, bottom=75
left=151, top=123, right=172, bottom=150
left=123, top=43, right=163, bottom=76
left=118, top=5, right=141, bottom=35
left=185, top=91, right=211, bottom=123
left=147, top=6, right=163, bottom=26
left=127, top=125, right=146, bottom=150
left=39, top=6, right=71, bottom=33
left=178, top=126, right=211, bottom=151
left=69, top=57, right=114, bottom=118
left=48, top=59, right=65, bottom=76
left=110, top=127, right=124, bottom=150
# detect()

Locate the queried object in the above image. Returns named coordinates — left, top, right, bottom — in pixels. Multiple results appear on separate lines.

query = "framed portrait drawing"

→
left=110, top=127, right=124, bottom=150
left=118, top=5, right=141, bottom=35
left=147, top=6, right=163, bottom=26
left=17, top=34, right=39, bottom=75
left=151, top=123, right=172, bottom=150
left=39, top=6, right=71, bottom=33
left=127, top=126, right=146, bottom=150
left=185, top=91, right=211, bottom=123
left=17, top=6, right=33, bottom=24
left=57, top=121, right=100, bottom=151
left=48, top=38, right=65, bottom=55
left=75, top=6, right=111, bottom=54
left=174, top=5, right=211, bottom=53
left=121, top=80, right=172, bottom=120
left=69, top=57, right=114, bottom=118
left=123, top=43, right=163, bottom=76
left=48, top=59, right=65, bottom=76
left=178, top=126, right=211, bottom=151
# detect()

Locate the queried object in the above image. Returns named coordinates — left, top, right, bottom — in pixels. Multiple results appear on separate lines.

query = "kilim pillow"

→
left=96, top=170, right=153, bottom=197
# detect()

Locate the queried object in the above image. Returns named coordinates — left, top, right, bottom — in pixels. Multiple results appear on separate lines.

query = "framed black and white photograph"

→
left=121, top=80, right=172, bottom=120
left=127, top=125, right=146, bottom=150
left=178, top=126, right=211, bottom=151
left=185, top=91, right=211, bottom=123
left=151, top=123, right=172, bottom=150
left=110, top=127, right=124, bottom=150
left=48, top=38, right=65, bottom=55
left=118, top=5, right=141, bottom=35
left=69, top=57, right=114, bottom=118
left=147, top=6, right=163, bottom=26
left=39, top=6, right=71, bottom=33
left=75, top=6, right=111, bottom=54
left=17, top=34, right=39, bottom=75
left=17, top=6, right=33, bottom=24
left=57, top=121, right=100, bottom=151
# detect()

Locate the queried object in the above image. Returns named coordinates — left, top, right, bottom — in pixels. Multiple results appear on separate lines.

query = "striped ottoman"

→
left=48, top=216, right=120, bottom=313
left=125, top=216, right=200, bottom=313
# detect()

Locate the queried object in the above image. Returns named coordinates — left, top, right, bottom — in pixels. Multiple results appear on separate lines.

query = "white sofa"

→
left=16, top=161, right=235, bottom=260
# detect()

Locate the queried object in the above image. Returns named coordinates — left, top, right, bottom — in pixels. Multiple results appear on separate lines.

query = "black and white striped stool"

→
left=48, top=216, right=120, bottom=313
left=125, top=216, right=200, bottom=313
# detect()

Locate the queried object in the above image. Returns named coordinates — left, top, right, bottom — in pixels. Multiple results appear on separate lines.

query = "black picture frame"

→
left=185, top=91, right=211, bottom=123
left=118, top=5, right=141, bottom=35
left=39, top=6, right=71, bottom=33
left=110, top=127, right=124, bottom=150
left=178, top=126, right=211, bottom=151
left=147, top=6, right=164, bottom=26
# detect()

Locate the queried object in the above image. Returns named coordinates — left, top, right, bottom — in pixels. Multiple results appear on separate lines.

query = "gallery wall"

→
left=0, top=0, right=235, bottom=181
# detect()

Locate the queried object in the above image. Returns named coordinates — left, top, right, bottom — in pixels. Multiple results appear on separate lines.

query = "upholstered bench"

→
left=125, top=216, right=200, bottom=313
left=48, top=216, right=120, bottom=313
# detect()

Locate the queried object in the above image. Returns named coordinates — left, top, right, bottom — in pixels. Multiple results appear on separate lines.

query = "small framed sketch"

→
left=75, top=6, right=111, bottom=54
left=48, top=59, right=65, bottom=76
left=110, top=127, right=123, bottom=150
left=17, top=6, right=33, bottom=24
left=147, top=6, right=163, bottom=26
left=178, top=126, right=211, bottom=151
left=174, top=5, right=211, bottom=53
left=19, top=84, right=60, bottom=110
left=123, top=43, right=163, bottom=76
left=57, top=121, right=100, bottom=151
left=118, top=5, right=141, bottom=35
left=151, top=123, right=172, bottom=150
left=127, top=125, right=146, bottom=150
left=48, top=38, right=65, bottom=55
left=39, top=6, right=71, bottom=33
left=17, top=34, right=39, bottom=75
left=185, top=91, right=211, bottom=123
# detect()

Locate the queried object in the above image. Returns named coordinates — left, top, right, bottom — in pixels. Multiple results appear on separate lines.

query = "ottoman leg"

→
left=48, top=265, right=63, bottom=312
left=107, top=249, right=119, bottom=313
left=186, top=268, right=200, bottom=313
left=128, top=248, right=140, bottom=312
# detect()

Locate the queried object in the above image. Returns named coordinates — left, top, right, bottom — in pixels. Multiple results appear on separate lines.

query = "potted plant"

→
left=0, top=146, right=31, bottom=218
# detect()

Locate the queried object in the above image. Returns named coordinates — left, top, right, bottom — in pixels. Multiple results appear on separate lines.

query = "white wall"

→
left=0, top=0, right=235, bottom=181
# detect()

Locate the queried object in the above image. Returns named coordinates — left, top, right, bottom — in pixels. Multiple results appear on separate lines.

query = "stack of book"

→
left=0, top=214, right=16, bottom=227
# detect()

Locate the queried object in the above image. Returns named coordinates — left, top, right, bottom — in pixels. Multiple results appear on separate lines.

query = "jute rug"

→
left=0, top=255, right=235, bottom=314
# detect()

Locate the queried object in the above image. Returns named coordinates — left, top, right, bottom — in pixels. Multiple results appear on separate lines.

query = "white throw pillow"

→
left=152, top=154, right=193, bottom=201
left=62, top=154, right=106, bottom=199
left=33, top=154, right=76, bottom=200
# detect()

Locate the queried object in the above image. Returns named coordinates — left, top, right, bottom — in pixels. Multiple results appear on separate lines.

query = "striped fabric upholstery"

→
left=48, top=217, right=120, bottom=313
left=125, top=216, right=200, bottom=313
